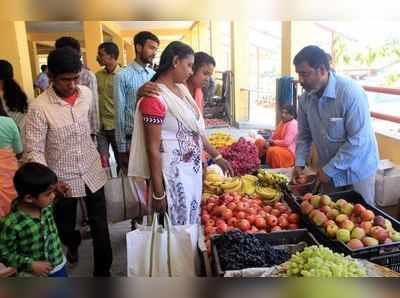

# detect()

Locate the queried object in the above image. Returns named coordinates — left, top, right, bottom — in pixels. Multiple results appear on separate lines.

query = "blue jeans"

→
left=48, top=266, right=68, bottom=277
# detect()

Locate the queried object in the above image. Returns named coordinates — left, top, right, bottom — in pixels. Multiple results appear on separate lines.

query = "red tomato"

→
left=288, top=213, right=300, bottom=224
left=271, top=226, right=282, bottom=232
left=263, top=206, right=272, bottom=213
left=249, top=226, right=259, bottom=233
left=267, top=215, right=278, bottom=227
left=201, top=214, right=210, bottom=225
left=206, top=219, right=215, bottom=227
left=258, top=210, right=268, bottom=219
left=227, top=202, right=237, bottom=210
left=236, top=211, right=246, bottom=219
left=227, top=217, right=238, bottom=227
left=205, top=225, right=216, bottom=235
left=246, top=214, right=256, bottom=225
left=278, top=216, right=289, bottom=228
left=237, top=219, right=251, bottom=232
left=247, top=207, right=257, bottom=215
left=271, top=209, right=281, bottom=217
left=222, top=209, right=233, bottom=220
left=254, top=217, right=267, bottom=229
left=215, top=219, right=225, bottom=226
left=216, top=222, right=228, bottom=234
left=206, top=203, right=215, bottom=213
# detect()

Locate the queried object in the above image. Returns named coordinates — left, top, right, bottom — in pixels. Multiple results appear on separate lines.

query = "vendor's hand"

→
left=118, top=152, right=130, bottom=175
left=55, top=181, right=72, bottom=197
left=138, top=82, right=161, bottom=98
left=292, top=166, right=305, bottom=184
left=0, top=265, right=16, bottom=278
left=31, top=261, right=52, bottom=277
left=316, top=169, right=330, bottom=184
left=216, top=158, right=234, bottom=177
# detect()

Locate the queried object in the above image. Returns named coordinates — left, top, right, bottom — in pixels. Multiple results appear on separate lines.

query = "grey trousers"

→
left=320, top=175, right=376, bottom=206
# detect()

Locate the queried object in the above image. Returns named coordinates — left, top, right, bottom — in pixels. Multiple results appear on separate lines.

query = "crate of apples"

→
left=201, top=192, right=301, bottom=255
left=299, top=192, right=400, bottom=257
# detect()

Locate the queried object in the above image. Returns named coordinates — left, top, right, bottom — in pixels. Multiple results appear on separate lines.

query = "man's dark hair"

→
left=40, top=64, right=48, bottom=72
left=193, top=52, right=216, bottom=74
left=133, top=31, right=160, bottom=52
left=293, top=45, right=330, bottom=71
left=55, top=36, right=81, bottom=54
left=98, top=42, right=120, bottom=60
left=14, top=162, right=58, bottom=199
left=47, top=47, right=82, bottom=77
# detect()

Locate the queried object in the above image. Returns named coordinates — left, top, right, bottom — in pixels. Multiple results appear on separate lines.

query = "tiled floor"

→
left=69, top=220, right=131, bottom=277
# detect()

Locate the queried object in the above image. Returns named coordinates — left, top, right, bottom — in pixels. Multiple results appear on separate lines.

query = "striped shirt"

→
left=24, top=85, right=107, bottom=198
left=113, top=62, right=155, bottom=152
left=79, top=67, right=101, bottom=136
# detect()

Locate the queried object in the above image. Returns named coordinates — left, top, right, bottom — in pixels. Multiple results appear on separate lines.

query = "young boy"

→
left=0, top=162, right=70, bottom=277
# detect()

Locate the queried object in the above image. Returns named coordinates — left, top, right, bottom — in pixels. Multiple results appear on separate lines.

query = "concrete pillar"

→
left=198, top=21, right=211, bottom=53
left=0, top=21, right=34, bottom=100
left=210, top=21, right=224, bottom=71
left=83, top=21, right=103, bottom=72
left=28, top=40, right=40, bottom=83
left=113, top=34, right=126, bottom=66
left=125, top=41, right=135, bottom=64
left=231, top=21, right=250, bottom=123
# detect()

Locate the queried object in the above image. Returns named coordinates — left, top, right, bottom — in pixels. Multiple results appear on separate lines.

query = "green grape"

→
left=285, top=245, right=367, bottom=277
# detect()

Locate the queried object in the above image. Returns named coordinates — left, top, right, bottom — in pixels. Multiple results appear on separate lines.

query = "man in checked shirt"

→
left=24, top=47, right=112, bottom=277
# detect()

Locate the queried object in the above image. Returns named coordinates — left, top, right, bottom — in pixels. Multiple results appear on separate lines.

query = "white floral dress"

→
left=138, top=89, right=203, bottom=225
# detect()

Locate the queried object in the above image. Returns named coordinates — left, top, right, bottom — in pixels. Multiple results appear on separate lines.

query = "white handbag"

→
left=127, top=213, right=198, bottom=277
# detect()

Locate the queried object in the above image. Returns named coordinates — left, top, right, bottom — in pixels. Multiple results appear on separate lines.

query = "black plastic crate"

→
left=211, top=229, right=319, bottom=276
left=369, top=252, right=400, bottom=273
left=290, top=190, right=400, bottom=260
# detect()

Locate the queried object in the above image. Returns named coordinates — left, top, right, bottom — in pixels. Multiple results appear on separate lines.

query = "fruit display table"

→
left=199, top=167, right=400, bottom=276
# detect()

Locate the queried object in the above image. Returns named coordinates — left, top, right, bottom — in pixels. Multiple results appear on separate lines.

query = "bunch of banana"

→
left=257, top=169, right=289, bottom=189
left=204, top=171, right=224, bottom=195
left=255, top=185, right=283, bottom=204
left=240, top=174, right=258, bottom=195
left=220, top=177, right=242, bottom=193
left=208, top=131, right=236, bottom=149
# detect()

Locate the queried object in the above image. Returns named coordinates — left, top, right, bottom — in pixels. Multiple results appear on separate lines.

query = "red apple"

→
left=353, top=203, right=366, bottom=215
left=303, top=193, right=313, bottom=201
left=351, top=227, right=366, bottom=240
left=370, top=226, right=389, bottom=243
left=267, top=215, right=278, bottom=227
left=324, top=219, right=336, bottom=228
left=313, top=211, right=328, bottom=226
left=300, top=201, right=314, bottom=215
left=361, top=210, right=375, bottom=222
left=326, top=223, right=339, bottom=238
left=360, top=221, right=373, bottom=234
left=320, top=195, right=333, bottom=206
left=340, top=219, right=355, bottom=231
left=288, top=223, right=299, bottom=230
left=362, top=236, right=379, bottom=247
left=327, top=209, right=340, bottom=220
left=335, top=214, right=349, bottom=225
left=340, top=203, right=354, bottom=216
left=347, top=239, right=364, bottom=250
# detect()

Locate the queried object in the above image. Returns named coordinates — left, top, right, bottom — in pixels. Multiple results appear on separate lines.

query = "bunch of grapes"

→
left=285, top=245, right=367, bottom=277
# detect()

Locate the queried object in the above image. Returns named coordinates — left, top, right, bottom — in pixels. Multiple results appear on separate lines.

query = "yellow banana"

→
left=220, top=177, right=241, bottom=190
left=255, top=185, right=277, bottom=200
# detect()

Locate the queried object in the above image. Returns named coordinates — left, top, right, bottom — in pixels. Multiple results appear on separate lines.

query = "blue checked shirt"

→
left=113, top=62, right=155, bottom=152
left=295, top=72, right=379, bottom=187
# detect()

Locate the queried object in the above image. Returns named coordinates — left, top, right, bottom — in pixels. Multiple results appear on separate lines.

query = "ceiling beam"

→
left=121, top=28, right=189, bottom=38
left=28, top=32, right=83, bottom=42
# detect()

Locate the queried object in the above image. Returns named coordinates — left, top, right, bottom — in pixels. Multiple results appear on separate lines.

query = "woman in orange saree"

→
left=0, top=103, right=22, bottom=217
left=264, top=105, right=298, bottom=168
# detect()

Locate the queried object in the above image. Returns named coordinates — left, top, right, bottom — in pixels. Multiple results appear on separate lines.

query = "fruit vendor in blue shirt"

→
left=292, top=45, right=379, bottom=205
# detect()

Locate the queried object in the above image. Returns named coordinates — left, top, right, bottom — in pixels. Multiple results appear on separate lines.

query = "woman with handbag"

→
left=128, top=41, right=232, bottom=225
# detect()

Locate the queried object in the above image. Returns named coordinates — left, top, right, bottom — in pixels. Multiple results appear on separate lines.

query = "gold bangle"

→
left=152, top=191, right=166, bottom=201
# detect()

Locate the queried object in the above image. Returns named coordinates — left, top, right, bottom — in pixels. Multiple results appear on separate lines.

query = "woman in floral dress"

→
left=128, top=41, right=232, bottom=225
